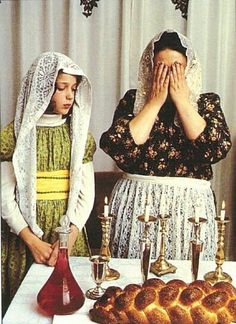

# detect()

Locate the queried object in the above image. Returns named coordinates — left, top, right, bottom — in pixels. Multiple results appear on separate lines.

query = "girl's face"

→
left=50, top=73, right=78, bottom=115
left=154, top=48, right=187, bottom=68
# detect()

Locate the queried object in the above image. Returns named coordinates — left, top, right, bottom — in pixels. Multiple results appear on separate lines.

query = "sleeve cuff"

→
left=1, top=161, right=28, bottom=235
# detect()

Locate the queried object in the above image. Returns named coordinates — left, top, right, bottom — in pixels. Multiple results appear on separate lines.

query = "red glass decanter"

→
left=37, top=215, right=85, bottom=316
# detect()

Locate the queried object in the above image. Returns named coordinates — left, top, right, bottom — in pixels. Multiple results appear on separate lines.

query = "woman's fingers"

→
left=163, top=72, right=170, bottom=89
left=153, top=63, right=169, bottom=91
left=176, top=62, right=185, bottom=82
left=169, top=62, right=190, bottom=105
left=156, top=62, right=166, bottom=85
left=170, top=62, right=185, bottom=86
left=151, top=64, right=159, bottom=97
left=149, top=62, right=170, bottom=107
left=160, top=65, right=169, bottom=87
left=171, top=63, right=178, bottom=84
left=179, top=63, right=185, bottom=81
left=170, top=69, right=174, bottom=87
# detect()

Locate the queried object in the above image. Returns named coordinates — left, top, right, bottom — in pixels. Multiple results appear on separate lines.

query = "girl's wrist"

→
left=68, top=224, right=79, bottom=253
left=19, top=226, right=38, bottom=247
left=69, top=224, right=79, bottom=241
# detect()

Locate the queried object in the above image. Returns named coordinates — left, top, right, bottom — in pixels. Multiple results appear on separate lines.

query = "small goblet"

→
left=86, top=255, right=108, bottom=300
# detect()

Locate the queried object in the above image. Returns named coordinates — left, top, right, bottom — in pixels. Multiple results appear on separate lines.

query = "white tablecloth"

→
left=3, top=257, right=236, bottom=324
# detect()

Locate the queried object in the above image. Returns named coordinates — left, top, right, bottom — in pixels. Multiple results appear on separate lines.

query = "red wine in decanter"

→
left=37, top=215, right=85, bottom=316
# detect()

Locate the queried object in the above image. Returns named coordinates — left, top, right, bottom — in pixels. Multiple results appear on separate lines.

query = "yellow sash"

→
left=37, top=170, right=70, bottom=200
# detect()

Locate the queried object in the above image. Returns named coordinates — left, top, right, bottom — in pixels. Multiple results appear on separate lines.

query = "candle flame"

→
left=221, top=200, right=225, bottom=209
left=104, top=196, right=109, bottom=217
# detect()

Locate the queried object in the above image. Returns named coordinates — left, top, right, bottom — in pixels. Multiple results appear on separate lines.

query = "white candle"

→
left=144, top=204, right=150, bottom=222
left=144, top=192, right=151, bottom=222
left=104, top=196, right=109, bottom=217
left=195, top=205, right=200, bottom=223
left=220, top=200, right=226, bottom=221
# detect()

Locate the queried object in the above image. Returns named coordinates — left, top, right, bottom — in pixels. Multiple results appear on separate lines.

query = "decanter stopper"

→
left=37, top=214, right=85, bottom=316
left=55, top=214, right=71, bottom=248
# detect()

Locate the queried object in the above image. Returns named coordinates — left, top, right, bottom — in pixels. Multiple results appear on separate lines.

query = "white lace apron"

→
left=109, top=173, right=217, bottom=260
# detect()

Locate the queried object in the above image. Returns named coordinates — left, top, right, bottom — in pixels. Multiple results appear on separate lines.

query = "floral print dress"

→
left=100, top=90, right=231, bottom=180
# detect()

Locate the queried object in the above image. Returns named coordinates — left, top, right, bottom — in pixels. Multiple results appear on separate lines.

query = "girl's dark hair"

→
left=154, top=32, right=187, bottom=56
left=57, top=69, right=83, bottom=86
left=45, top=69, right=82, bottom=117
left=60, top=71, right=82, bottom=119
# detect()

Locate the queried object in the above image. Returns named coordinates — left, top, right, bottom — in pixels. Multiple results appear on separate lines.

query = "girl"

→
left=1, top=52, right=96, bottom=313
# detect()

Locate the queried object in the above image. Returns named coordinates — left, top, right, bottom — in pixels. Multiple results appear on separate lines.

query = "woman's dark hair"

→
left=154, top=32, right=187, bottom=56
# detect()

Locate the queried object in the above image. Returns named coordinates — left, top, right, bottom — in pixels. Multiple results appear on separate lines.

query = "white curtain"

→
left=187, top=0, right=236, bottom=260
left=1, top=0, right=235, bottom=259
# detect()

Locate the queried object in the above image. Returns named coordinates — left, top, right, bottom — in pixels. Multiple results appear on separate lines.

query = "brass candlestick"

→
left=98, top=214, right=120, bottom=281
left=150, top=215, right=177, bottom=276
left=138, top=215, right=157, bottom=283
left=188, top=217, right=207, bottom=281
left=204, top=217, right=232, bottom=284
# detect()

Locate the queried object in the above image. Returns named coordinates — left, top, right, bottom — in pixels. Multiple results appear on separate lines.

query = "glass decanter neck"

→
left=56, top=214, right=71, bottom=249
left=59, top=232, right=70, bottom=249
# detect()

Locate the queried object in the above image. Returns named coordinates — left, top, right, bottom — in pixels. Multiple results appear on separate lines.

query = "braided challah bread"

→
left=89, top=278, right=236, bottom=324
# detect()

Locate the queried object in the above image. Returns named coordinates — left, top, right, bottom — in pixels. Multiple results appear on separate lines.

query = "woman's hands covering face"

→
left=169, top=62, right=190, bottom=106
left=149, top=62, right=169, bottom=108
left=150, top=62, right=190, bottom=108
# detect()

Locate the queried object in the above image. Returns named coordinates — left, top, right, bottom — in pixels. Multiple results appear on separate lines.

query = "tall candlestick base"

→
left=150, top=215, right=177, bottom=277
left=188, top=217, right=207, bottom=281
left=98, top=214, right=120, bottom=281
left=138, top=215, right=156, bottom=282
left=204, top=217, right=232, bottom=285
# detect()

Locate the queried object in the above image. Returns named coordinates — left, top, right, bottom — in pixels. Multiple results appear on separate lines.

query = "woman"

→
left=1, top=52, right=96, bottom=313
left=100, top=29, right=231, bottom=261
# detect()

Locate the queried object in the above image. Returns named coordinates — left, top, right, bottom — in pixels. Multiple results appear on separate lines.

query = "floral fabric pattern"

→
left=100, top=90, right=231, bottom=180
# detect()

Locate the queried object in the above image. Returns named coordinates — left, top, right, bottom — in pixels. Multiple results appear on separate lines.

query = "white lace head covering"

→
left=12, top=52, right=92, bottom=237
left=133, top=29, right=202, bottom=122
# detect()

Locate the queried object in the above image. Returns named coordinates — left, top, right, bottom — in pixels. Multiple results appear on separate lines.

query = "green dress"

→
left=1, top=120, right=96, bottom=314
